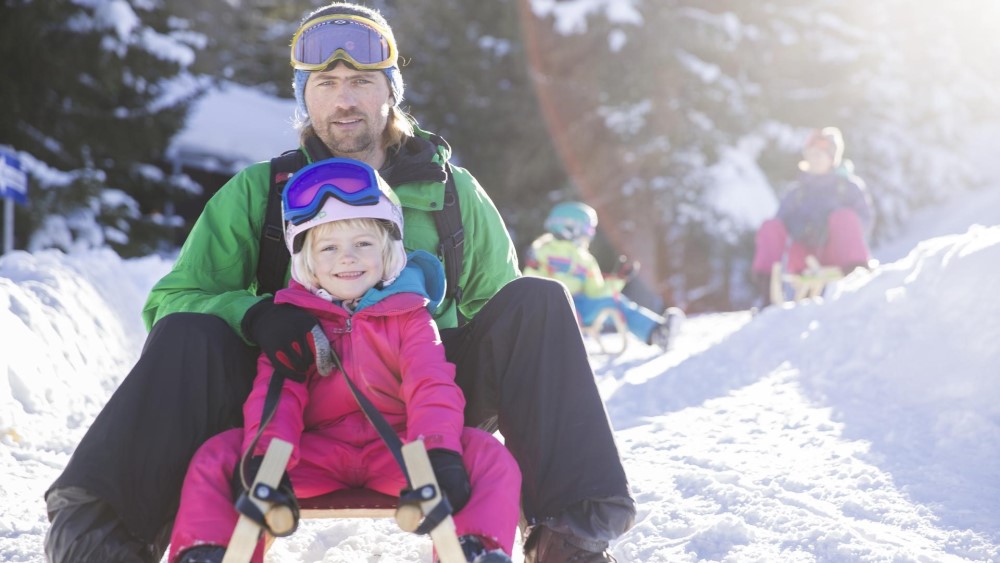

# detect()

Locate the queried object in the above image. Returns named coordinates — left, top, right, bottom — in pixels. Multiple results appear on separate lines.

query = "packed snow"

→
left=2, top=186, right=999, bottom=562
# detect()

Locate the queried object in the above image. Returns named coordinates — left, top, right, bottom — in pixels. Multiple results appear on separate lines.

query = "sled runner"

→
left=770, top=255, right=843, bottom=305
left=222, top=437, right=466, bottom=563
left=581, top=307, right=629, bottom=356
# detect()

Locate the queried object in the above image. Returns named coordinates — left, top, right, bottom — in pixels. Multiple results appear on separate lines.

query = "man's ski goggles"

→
left=282, top=158, right=382, bottom=226
left=290, top=14, right=397, bottom=72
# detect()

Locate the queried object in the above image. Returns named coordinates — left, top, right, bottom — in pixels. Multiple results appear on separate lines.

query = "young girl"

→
left=168, top=158, right=520, bottom=563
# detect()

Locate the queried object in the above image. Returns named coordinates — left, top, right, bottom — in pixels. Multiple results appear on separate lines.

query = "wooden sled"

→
left=770, top=256, right=844, bottom=306
left=222, top=438, right=466, bottom=563
left=581, top=307, right=628, bottom=355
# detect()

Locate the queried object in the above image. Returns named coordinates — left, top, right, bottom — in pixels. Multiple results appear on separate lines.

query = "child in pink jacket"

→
left=169, top=158, right=520, bottom=563
left=751, top=127, right=874, bottom=303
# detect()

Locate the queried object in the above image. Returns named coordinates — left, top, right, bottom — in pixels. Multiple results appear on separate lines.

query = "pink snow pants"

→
left=169, top=427, right=521, bottom=562
left=751, top=208, right=871, bottom=275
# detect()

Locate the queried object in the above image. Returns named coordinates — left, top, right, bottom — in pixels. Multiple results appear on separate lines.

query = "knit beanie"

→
left=292, top=3, right=404, bottom=123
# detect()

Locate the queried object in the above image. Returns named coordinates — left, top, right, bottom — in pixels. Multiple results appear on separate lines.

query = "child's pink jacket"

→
left=245, top=281, right=466, bottom=467
left=169, top=279, right=520, bottom=562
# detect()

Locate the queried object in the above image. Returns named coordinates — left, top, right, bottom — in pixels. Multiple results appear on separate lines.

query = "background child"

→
left=169, top=158, right=520, bottom=563
left=524, top=201, right=684, bottom=350
left=751, top=127, right=875, bottom=302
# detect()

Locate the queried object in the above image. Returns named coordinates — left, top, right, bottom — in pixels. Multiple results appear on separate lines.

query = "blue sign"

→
left=0, top=148, right=28, bottom=205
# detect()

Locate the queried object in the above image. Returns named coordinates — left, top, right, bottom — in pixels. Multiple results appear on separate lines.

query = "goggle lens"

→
left=291, top=15, right=396, bottom=71
left=283, top=159, right=382, bottom=225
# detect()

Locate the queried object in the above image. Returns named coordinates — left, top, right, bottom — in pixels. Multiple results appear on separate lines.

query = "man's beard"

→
left=320, top=126, right=375, bottom=157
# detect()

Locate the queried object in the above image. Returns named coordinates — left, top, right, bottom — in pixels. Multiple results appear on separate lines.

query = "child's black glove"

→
left=428, top=448, right=471, bottom=513
left=230, top=454, right=300, bottom=537
left=241, top=298, right=320, bottom=382
left=615, top=255, right=640, bottom=281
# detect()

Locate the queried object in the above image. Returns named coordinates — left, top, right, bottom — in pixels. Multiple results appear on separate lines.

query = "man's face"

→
left=305, top=63, right=393, bottom=167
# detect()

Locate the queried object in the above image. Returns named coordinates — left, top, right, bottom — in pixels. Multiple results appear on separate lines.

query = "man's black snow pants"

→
left=45, top=276, right=634, bottom=562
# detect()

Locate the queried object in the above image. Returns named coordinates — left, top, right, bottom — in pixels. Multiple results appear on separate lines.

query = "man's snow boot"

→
left=44, top=486, right=166, bottom=563
left=177, top=545, right=226, bottom=563
left=647, top=307, right=685, bottom=351
left=523, top=526, right=617, bottom=563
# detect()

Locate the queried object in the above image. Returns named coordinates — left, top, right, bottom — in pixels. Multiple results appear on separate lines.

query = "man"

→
left=44, top=4, right=635, bottom=562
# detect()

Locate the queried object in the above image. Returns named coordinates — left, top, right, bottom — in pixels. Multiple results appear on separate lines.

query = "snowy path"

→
left=600, top=334, right=994, bottom=562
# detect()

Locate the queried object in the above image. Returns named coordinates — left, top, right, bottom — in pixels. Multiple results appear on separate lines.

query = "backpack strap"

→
left=434, top=163, right=466, bottom=322
left=257, top=150, right=307, bottom=296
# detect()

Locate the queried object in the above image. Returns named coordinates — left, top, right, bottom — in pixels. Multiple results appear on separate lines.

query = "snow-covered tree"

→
left=5, top=0, right=999, bottom=311
left=520, top=0, right=1000, bottom=309
left=387, top=0, right=568, bottom=248
left=1, top=0, right=205, bottom=256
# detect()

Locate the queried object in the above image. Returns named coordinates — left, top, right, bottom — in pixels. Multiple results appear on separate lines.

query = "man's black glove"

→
left=241, top=298, right=320, bottom=382
left=428, top=449, right=471, bottom=513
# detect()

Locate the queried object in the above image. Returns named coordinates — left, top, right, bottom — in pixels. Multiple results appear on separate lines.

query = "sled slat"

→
left=299, top=488, right=398, bottom=518
left=401, top=440, right=466, bottom=563
left=222, top=439, right=293, bottom=563
left=221, top=438, right=466, bottom=563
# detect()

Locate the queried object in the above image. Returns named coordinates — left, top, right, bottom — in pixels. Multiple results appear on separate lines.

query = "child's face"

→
left=803, top=147, right=834, bottom=174
left=308, top=223, right=385, bottom=301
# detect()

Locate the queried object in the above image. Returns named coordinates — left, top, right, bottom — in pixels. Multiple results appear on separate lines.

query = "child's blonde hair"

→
left=293, top=218, right=406, bottom=292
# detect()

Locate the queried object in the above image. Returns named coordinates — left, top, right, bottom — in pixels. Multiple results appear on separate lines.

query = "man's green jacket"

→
left=142, top=127, right=520, bottom=338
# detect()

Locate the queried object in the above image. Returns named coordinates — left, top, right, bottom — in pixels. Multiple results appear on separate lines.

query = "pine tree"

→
left=0, top=0, right=203, bottom=256
left=166, top=0, right=315, bottom=98
left=388, top=0, right=569, bottom=249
